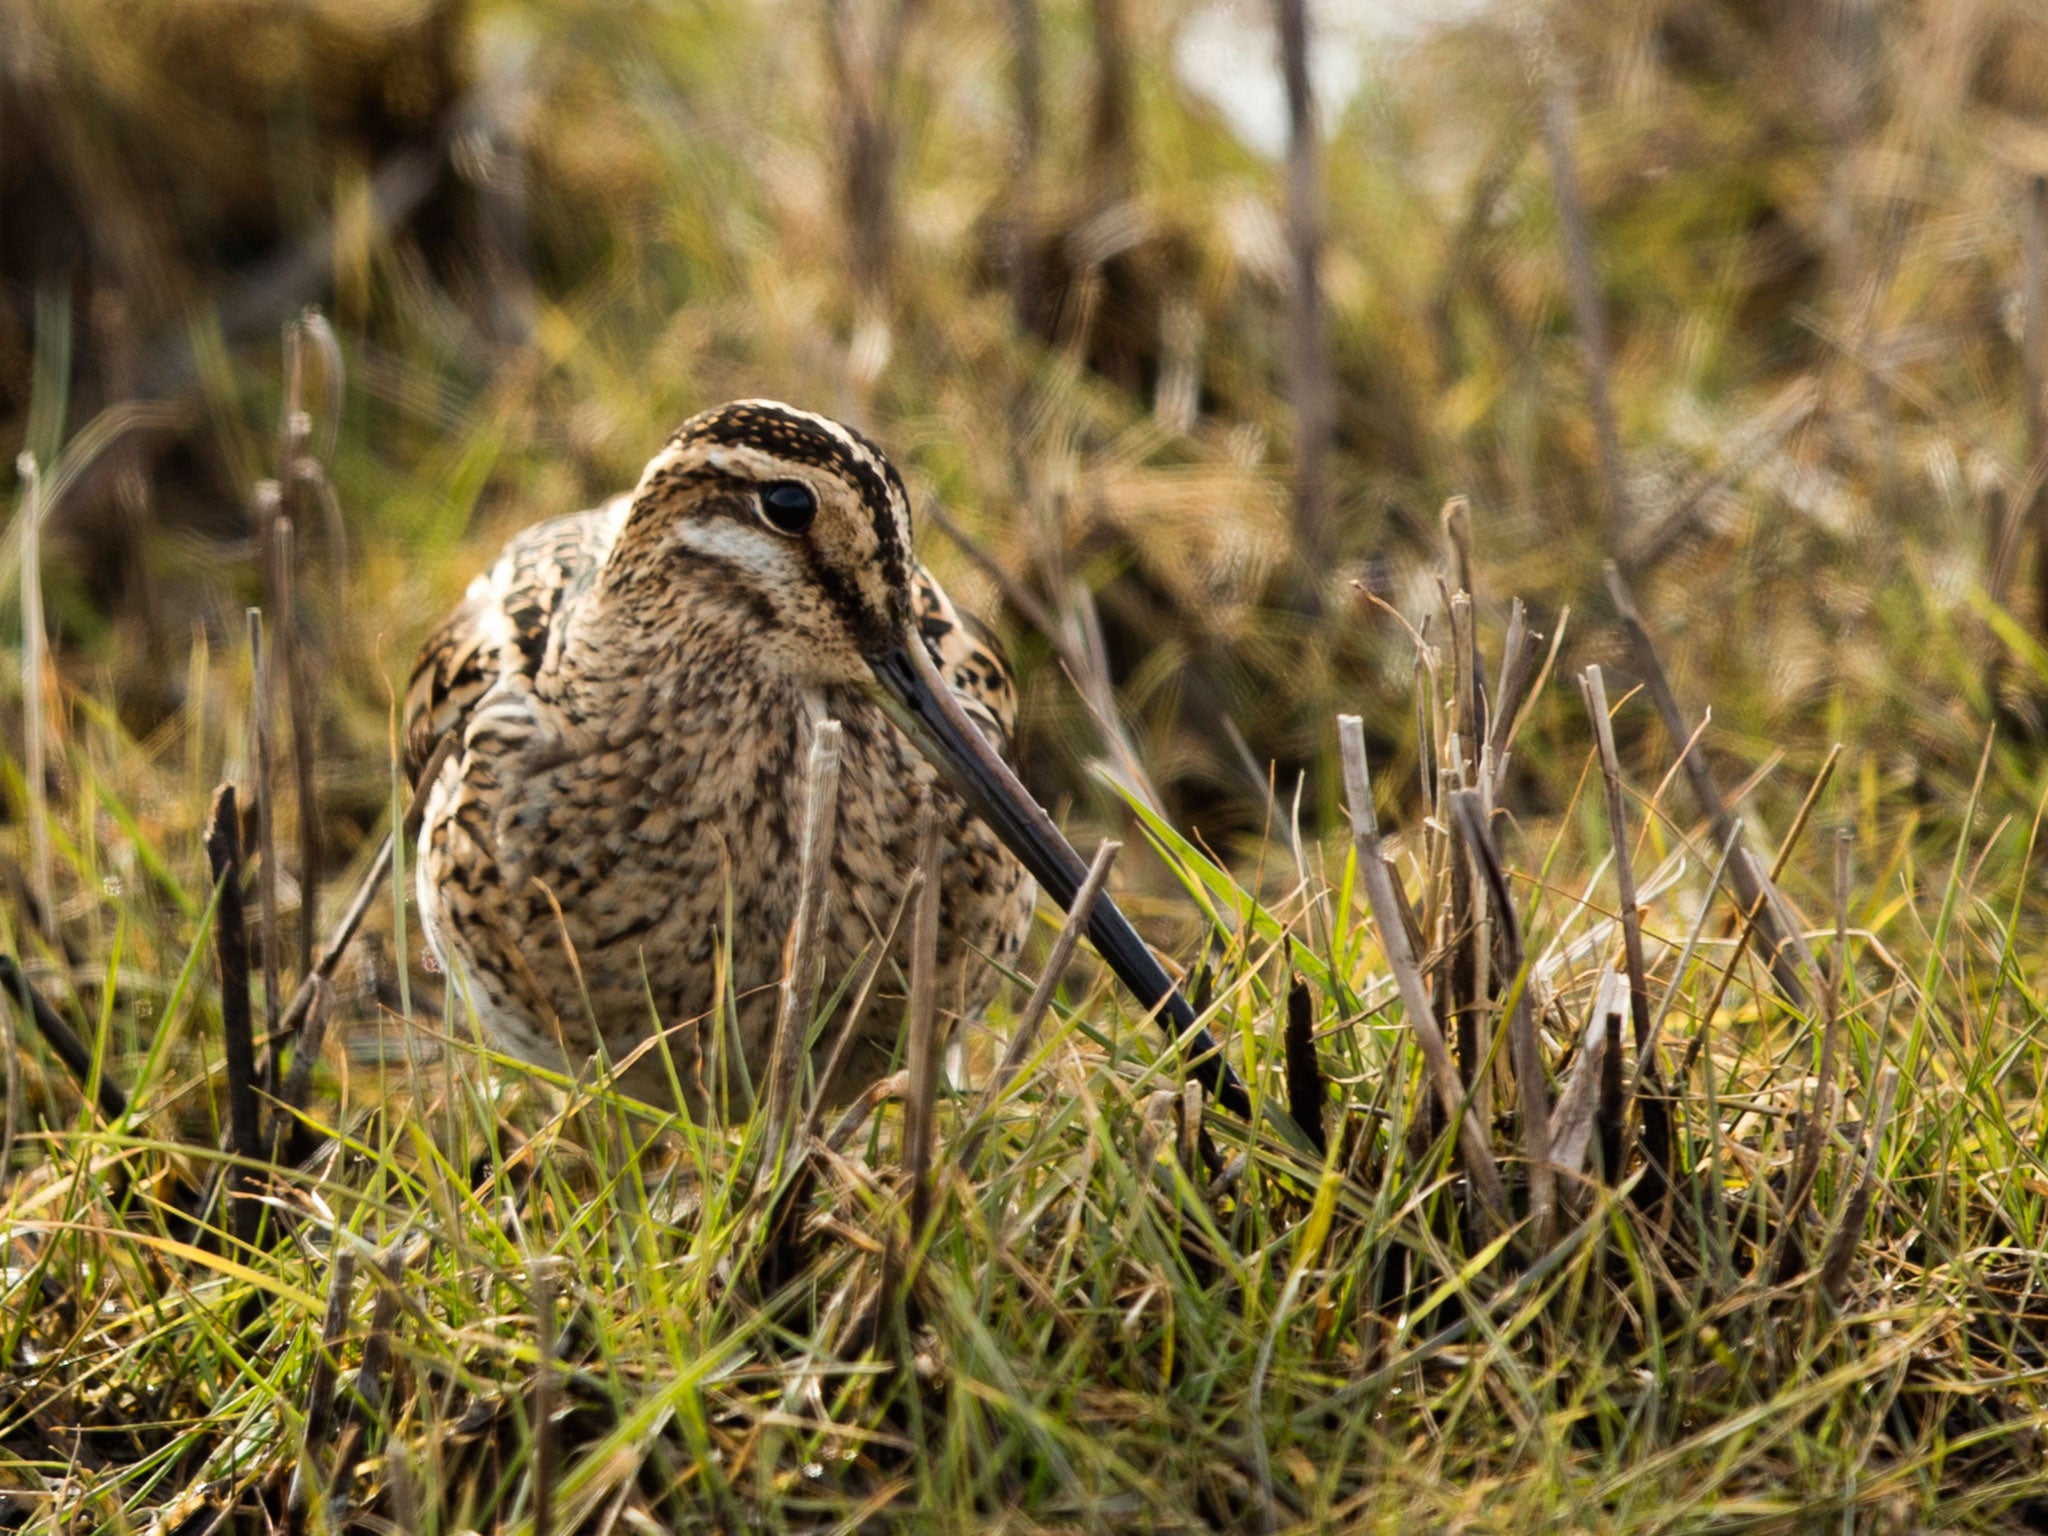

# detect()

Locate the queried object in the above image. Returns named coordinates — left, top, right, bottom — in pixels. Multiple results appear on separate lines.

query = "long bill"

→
left=867, top=638, right=1251, bottom=1121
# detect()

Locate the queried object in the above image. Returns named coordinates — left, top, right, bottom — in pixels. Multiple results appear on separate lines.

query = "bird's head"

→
left=603, top=399, right=1245, bottom=1116
left=608, top=399, right=917, bottom=680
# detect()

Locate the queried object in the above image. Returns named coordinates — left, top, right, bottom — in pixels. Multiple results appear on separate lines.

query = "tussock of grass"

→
left=0, top=553, right=2044, bottom=1535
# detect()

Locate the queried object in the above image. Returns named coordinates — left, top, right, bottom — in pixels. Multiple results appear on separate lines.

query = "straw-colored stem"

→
left=765, top=719, right=842, bottom=1150
left=1338, top=714, right=1507, bottom=1229
left=902, top=798, right=944, bottom=1240
left=1449, top=789, right=1552, bottom=1238
left=1819, top=1064, right=1899, bottom=1302
left=1581, top=664, right=1668, bottom=1195
left=1540, top=82, right=1631, bottom=545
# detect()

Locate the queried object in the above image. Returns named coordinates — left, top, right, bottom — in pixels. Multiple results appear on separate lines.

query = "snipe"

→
left=405, top=400, right=1244, bottom=1117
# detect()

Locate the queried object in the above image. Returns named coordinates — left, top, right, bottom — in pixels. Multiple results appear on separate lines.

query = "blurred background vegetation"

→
left=6, top=0, right=2048, bottom=900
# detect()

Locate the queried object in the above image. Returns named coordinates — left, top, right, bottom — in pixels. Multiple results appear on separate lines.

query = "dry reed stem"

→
left=1749, top=744, right=1841, bottom=991
left=1000, top=0, right=1045, bottom=321
left=1275, top=0, right=1333, bottom=580
left=2025, top=176, right=2048, bottom=638
left=1449, top=790, right=1553, bottom=1236
left=15, top=453, right=50, bottom=934
left=1442, top=590, right=1489, bottom=1123
left=1486, top=599, right=1544, bottom=786
left=248, top=607, right=282, bottom=1046
left=903, top=799, right=944, bottom=1240
left=765, top=720, right=843, bottom=1149
left=1605, top=562, right=1809, bottom=1011
left=1635, top=818, right=1744, bottom=1113
left=205, top=784, right=261, bottom=1249
left=1673, top=747, right=1840, bottom=1087
left=1819, top=1063, right=1899, bottom=1302
left=1773, top=829, right=1856, bottom=1280
left=1443, top=496, right=1473, bottom=601
left=1338, top=714, right=1507, bottom=1229
left=1595, top=978, right=1624, bottom=1180
left=288, top=1243, right=359, bottom=1526
left=1551, top=969, right=1623, bottom=1177
left=1580, top=665, right=1669, bottom=1197
left=1540, top=84, right=1632, bottom=544
left=332, top=1250, right=405, bottom=1496
left=959, top=838, right=1120, bottom=1167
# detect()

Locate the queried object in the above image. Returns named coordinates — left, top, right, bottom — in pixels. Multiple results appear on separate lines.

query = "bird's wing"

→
left=912, top=567, right=1020, bottom=748
left=403, top=497, right=629, bottom=781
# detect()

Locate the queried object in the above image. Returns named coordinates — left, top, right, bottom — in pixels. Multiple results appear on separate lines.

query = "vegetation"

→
left=2, top=0, right=2048, bottom=1529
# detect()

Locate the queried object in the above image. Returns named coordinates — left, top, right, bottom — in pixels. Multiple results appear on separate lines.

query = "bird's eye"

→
left=759, top=481, right=817, bottom=535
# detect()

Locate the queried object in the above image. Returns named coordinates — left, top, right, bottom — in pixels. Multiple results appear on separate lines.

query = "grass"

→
left=1, top=543, right=2046, bottom=1533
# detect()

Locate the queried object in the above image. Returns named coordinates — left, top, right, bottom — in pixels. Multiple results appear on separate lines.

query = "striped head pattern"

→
left=605, top=399, right=917, bottom=677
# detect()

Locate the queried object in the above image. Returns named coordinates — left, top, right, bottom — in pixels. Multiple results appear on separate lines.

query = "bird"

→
left=404, top=399, right=1247, bottom=1121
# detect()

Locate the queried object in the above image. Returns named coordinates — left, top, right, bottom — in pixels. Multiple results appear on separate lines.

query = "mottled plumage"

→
left=406, top=401, right=1031, bottom=1113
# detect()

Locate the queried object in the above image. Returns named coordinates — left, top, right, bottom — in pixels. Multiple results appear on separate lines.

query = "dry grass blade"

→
left=1449, top=790, right=1553, bottom=1235
left=1645, top=819, right=1743, bottom=1045
left=1551, top=970, right=1622, bottom=1178
left=1819, top=1064, right=1899, bottom=1303
left=205, top=783, right=262, bottom=1248
left=1605, top=562, right=1808, bottom=1011
left=958, top=837, right=1120, bottom=1167
left=1485, top=598, right=1544, bottom=779
left=1580, top=665, right=1669, bottom=1200
left=826, top=1070, right=906, bottom=1155
left=1626, top=377, right=1821, bottom=574
left=1338, top=714, right=1507, bottom=1229
left=765, top=719, right=843, bottom=1149
left=332, top=1249, right=406, bottom=1497
left=1776, top=829, right=1856, bottom=1282
left=288, top=1243, right=359, bottom=1528
left=902, top=798, right=944, bottom=1241
left=1540, top=83, right=1632, bottom=543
